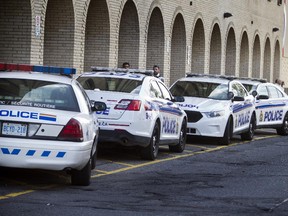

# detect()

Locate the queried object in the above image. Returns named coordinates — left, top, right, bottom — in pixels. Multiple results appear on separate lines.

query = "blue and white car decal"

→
left=1, top=147, right=66, bottom=158
left=0, top=109, right=57, bottom=122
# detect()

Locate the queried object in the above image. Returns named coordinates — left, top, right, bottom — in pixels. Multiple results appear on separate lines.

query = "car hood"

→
left=177, top=97, right=230, bottom=112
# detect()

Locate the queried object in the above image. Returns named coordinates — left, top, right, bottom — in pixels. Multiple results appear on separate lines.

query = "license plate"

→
left=2, top=122, right=27, bottom=136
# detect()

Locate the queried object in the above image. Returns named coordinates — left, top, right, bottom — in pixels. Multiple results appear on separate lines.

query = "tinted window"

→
left=78, top=77, right=142, bottom=93
left=0, top=78, right=79, bottom=112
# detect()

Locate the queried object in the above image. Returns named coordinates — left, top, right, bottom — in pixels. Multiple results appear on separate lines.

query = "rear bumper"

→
left=99, top=129, right=150, bottom=147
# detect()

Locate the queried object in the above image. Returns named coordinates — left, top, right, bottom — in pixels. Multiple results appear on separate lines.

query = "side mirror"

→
left=233, top=96, right=245, bottom=101
left=172, top=96, right=185, bottom=102
left=91, top=101, right=107, bottom=111
left=251, top=90, right=258, bottom=97
left=257, top=95, right=269, bottom=100
left=227, top=92, right=234, bottom=100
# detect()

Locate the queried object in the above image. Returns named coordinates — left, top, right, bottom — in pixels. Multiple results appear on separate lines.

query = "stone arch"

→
left=84, top=0, right=110, bottom=71
left=273, top=39, right=281, bottom=82
left=263, top=37, right=271, bottom=81
left=209, top=22, right=221, bottom=74
left=225, top=26, right=236, bottom=76
left=118, top=0, right=139, bottom=68
left=252, top=34, right=261, bottom=78
left=0, top=0, right=31, bottom=63
left=43, top=0, right=75, bottom=67
left=191, top=18, right=205, bottom=74
left=170, top=12, right=186, bottom=84
left=239, top=31, right=249, bottom=77
left=146, top=6, right=164, bottom=73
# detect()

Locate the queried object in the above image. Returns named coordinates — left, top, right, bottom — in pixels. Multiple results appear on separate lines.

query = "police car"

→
left=169, top=74, right=256, bottom=145
left=0, top=63, right=106, bottom=186
left=236, top=78, right=288, bottom=135
left=76, top=67, right=187, bottom=160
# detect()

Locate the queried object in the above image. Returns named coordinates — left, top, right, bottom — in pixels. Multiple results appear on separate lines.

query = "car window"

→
left=157, top=81, right=172, bottom=100
left=257, top=85, right=269, bottom=97
left=76, top=81, right=92, bottom=113
left=150, top=80, right=163, bottom=98
left=0, top=78, right=79, bottom=112
left=78, top=76, right=142, bottom=93
left=233, top=83, right=247, bottom=97
left=268, top=86, right=283, bottom=98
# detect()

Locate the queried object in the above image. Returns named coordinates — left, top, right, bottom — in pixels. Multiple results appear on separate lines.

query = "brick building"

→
left=0, top=0, right=287, bottom=86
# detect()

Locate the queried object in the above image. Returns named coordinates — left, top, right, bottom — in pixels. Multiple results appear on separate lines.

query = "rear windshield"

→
left=0, top=78, right=79, bottom=112
left=77, top=76, right=142, bottom=94
left=170, top=81, right=229, bottom=100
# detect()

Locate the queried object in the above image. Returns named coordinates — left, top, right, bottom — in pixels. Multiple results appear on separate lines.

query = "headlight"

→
left=203, top=110, right=225, bottom=118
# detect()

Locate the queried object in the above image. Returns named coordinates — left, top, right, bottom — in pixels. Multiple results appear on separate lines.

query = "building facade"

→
left=0, top=0, right=287, bottom=86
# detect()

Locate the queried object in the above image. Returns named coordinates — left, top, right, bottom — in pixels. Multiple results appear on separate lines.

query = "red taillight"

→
left=58, top=119, right=83, bottom=142
left=114, top=99, right=141, bottom=111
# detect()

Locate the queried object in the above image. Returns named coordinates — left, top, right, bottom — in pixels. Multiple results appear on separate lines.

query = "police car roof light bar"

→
left=186, top=73, right=236, bottom=80
left=0, top=63, right=76, bottom=75
left=91, top=66, right=153, bottom=76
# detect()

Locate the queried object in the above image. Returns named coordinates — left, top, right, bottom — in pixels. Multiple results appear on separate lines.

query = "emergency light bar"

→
left=0, top=63, right=76, bottom=75
left=91, top=66, right=153, bottom=76
left=236, top=77, right=267, bottom=83
left=186, top=73, right=236, bottom=80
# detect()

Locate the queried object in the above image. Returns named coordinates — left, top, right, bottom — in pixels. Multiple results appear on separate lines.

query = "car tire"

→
left=169, top=120, right=187, bottom=153
left=277, top=112, right=288, bottom=135
left=91, top=139, right=98, bottom=170
left=220, top=117, right=233, bottom=145
left=241, top=113, right=256, bottom=141
left=140, top=123, right=160, bottom=160
left=71, top=159, right=91, bottom=186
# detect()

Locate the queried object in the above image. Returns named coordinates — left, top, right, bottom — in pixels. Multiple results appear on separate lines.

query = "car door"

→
left=231, top=82, right=253, bottom=133
left=256, top=84, right=286, bottom=126
left=150, top=80, right=181, bottom=141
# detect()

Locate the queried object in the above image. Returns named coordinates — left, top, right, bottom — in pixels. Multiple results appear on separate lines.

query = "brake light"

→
left=115, top=99, right=141, bottom=111
left=58, top=119, right=83, bottom=142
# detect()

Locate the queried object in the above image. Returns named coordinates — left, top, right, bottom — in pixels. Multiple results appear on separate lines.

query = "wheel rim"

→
left=152, top=128, right=159, bottom=157
left=284, top=115, right=288, bottom=132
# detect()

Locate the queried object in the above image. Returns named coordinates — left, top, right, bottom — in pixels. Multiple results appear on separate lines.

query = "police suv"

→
left=77, top=67, right=187, bottom=160
left=237, top=78, right=288, bottom=135
left=0, top=63, right=106, bottom=186
left=169, top=74, right=256, bottom=145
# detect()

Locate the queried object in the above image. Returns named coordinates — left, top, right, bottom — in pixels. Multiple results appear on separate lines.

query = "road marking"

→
left=0, top=190, right=35, bottom=200
left=0, top=134, right=279, bottom=200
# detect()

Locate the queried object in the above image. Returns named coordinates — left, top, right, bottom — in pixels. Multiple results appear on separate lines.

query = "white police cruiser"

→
left=237, top=78, right=288, bottom=135
left=169, top=74, right=256, bottom=145
left=77, top=67, right=187, bottom=160
left=0, top=63, right=106, bottom=186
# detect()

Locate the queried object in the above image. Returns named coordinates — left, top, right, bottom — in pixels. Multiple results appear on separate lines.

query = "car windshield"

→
left=77, top=76, right=142, bottom=93
left=170, top=81, right=229, bottom=100
left=0, top=78, right=79, bottom=112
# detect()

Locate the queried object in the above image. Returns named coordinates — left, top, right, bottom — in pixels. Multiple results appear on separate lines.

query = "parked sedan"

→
left=0, top=63, right=106, bottom=186
left=237, top=78, right=288, bottom=135
left=169, top=74, right=256, bottom=145
left=77, top=67, right=187, bottom=160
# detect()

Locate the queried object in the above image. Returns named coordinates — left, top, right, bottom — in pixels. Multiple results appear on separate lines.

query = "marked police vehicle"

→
left=236, top=78, right=288, bottom=135
left=169, top=74, right=256, bottom=145
left=0, top=63, right=106, bottom=186
left=76, top=67, right=187, bottom=160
